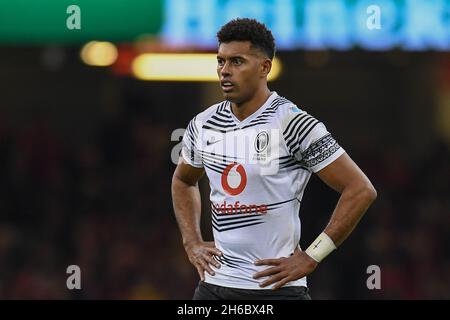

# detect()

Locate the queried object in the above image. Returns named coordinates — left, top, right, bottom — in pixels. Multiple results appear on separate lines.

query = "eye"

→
left=217, top=58, right=224, bottom=67
left=232, top=58, right=243, bottom=65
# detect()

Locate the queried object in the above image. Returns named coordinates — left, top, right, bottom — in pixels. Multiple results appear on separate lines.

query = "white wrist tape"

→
left=305, top=232, right=337, bottom=263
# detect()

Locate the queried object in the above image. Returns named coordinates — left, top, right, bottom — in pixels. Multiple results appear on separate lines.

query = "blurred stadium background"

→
left=0, top=0, right=449, bottom=299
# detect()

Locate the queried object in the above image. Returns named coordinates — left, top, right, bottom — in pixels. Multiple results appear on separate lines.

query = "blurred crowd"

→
left=0, top=112, right=195, bottom=299
left=362, top=139, right=450, bottom=299
left=0, top=102, right=449, bottom=299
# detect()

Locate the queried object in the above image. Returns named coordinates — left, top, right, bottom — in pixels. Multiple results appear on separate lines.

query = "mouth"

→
left=220, top=80, right=235, bottom=92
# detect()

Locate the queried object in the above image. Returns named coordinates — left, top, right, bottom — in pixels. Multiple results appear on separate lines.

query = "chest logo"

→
left=206, top=138, right=221, bottom=146
left=221, top=163, right=247, bottom=196
left=255, top=131, right=269, bottom=153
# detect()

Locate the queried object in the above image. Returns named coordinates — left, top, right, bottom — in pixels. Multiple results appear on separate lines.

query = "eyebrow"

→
left=216, top=55, right=247, bottom=60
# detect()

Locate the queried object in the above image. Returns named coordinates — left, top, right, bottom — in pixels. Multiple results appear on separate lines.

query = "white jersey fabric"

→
left=181, top=92, right=345, bottom=289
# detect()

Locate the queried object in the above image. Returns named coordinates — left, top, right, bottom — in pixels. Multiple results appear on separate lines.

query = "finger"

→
left=254, top=259, right=281, bottom=266
left=195, top=264, right=205, bottom=282
left=206, top=247, right=223, bottom=257
left=205, top=255, right=221, bottom=268
left=253, top=266, right=280, bottom=279
left=260, top=273, right=287, bottom=288
left=200, top=259, right=216, bottom=276
left=272, top=277, right=291, bottom=290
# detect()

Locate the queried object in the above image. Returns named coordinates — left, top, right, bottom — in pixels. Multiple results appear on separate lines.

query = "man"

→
left=171, top=18, right=377, bottom=300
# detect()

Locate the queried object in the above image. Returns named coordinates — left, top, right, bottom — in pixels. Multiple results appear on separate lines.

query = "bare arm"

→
left=171, top=158, right=205, bottom=246
left=254, top=152, right=377, bottom=289
left=317, top=152, right=377, bottom=246
left=171, top=158, right=222, bottom=281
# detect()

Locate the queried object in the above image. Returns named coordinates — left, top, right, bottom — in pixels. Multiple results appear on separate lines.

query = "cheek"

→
left=238, top=68, right=255, bottom=83
left=242, top=70, right=259, bottom=88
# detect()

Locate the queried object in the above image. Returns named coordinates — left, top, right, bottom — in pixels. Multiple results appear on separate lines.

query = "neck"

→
left=231, top=86, right=271, bottom=122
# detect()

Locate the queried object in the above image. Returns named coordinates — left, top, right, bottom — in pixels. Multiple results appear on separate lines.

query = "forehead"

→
left=217, top=41, right=258, bottom=58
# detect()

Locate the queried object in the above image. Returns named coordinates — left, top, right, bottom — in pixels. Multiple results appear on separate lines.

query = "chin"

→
left=223, top=92, right=239, bottom=103
left=222, top=92, right=232, bottom=100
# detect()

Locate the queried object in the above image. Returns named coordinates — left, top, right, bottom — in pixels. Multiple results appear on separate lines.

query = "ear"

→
left=260, top=58, right=272, bottom=78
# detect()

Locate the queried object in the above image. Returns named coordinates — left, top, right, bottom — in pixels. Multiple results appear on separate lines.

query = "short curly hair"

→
left=217, top=18, right=276, bottom=60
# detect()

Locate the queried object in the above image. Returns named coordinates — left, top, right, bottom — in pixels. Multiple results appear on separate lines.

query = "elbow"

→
left=171, top=170, right=184, bottom=192
left=172, top=172, right=186, bottom=191
left=346, top=180, right=377, bottom=206
left=172, top=170, right=197, bottom=189
left=171, top=171, right=179, bottom=186
left=171, top=171, right=177, bottom=188
left=361, top=182, right=377, bottom=205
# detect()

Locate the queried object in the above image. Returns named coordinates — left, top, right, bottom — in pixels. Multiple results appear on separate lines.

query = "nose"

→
left=220, top=61, right=231, bottom=78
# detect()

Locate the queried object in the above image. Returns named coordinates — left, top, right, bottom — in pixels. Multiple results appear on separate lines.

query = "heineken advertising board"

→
left=1, top=0, right=449, bottom=50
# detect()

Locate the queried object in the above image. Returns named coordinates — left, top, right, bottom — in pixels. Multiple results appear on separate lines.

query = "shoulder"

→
left=275, top=96, right=327, bottom=148
left=271, top=94, right=312, bottom=127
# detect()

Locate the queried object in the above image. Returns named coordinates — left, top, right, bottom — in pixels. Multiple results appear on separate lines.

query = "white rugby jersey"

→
left=181, top=92, right=345, bottom=289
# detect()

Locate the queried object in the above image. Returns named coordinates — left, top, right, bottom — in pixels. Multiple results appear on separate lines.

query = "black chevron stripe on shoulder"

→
left=285, top=117, right=317, bottom=147
left=283, top=113, right=310, bottom=136
left=290, top=120, right=321, bottom=155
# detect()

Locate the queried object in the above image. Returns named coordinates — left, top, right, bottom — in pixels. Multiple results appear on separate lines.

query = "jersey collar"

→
left=227, top=91, right=278, bottom=126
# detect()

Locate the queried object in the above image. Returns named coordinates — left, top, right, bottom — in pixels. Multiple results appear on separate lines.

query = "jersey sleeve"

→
left=181, top=116, right=204, bottom=168
left=282, top=107, right=345, bottom=173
